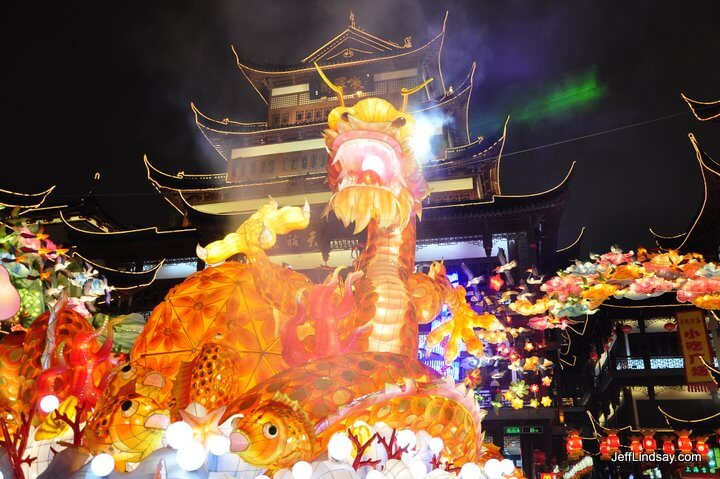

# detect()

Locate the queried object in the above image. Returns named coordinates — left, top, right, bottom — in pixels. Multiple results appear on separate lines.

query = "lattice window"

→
left=649, top=357, right=684, bottom=369
left=270, top=94, right=299, bottom=109
left=615, top=357, right=645, bottom=370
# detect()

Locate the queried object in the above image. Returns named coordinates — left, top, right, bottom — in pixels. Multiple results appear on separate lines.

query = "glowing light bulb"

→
left=483, top=459, right=501, bottom=479
left=291, top=461, right=313, bottom=479
left=428, top=437, right=444, bottom=455
left=396, top=430, right=417, bottom=450
left=39, top=395, right=60, bottom=413
left=459, top=462, right=482, bottom=479
left=166, top=421, right=193, bottom=450
left=408, top=460, right=427, bottom=479
left=176, top=440, right=207, bottom=471
left=207, top=434, right=231, bottom=456
left=361, top=155, right=385, bottom=176
left=499, top=459, right=515, bottom=475
left=90, top=453, right=115, bottom=477
left=328, top=433, right=353, bottom=461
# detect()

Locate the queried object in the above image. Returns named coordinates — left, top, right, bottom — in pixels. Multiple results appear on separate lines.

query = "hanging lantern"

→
left=662, top=436, right=675, bottom=455
left=620, top=324, right=633, bottom=334
left=695, top=436, right=709, bottom=456
left=606, top=430, right=620, bottom=453
left=663, top=322, right=676, bottom=331
left=641, top=430, right=656, bottom=453
left=629, top=436, right=643, bottom=458
left=677, top=430, right=693, bottom=454
left=566, top=430, right=583, bottom=460
left=599, top=437, right=611, bottom=460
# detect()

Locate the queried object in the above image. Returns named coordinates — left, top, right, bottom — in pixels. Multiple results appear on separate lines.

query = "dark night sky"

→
left=4, top=0, right=719, bottom=257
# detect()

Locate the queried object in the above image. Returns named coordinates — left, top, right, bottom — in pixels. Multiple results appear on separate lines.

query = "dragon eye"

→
left=262, top=422, right=279, bottom=439
left=120, top=400, right=138, bottom=417
left=341, top=112, right=350, bottom=121
left=121, top=364, right=132, bottom=372
left=392, top=117, right=406, bottom=128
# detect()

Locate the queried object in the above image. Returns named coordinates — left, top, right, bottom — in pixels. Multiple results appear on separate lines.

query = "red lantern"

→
left=677, top=430, right=693, bottom=454
left=630, top=436, right=643, bottom=458
left=620, top=324, right=633, bottom=334
left=606, top=430, right=620, bottom=453
left=489, top=274, right=505, bottom=291
left=566, top=430, right=583, bottom=460
left=663, top=322, right=676, bottom=331
left=695, top=437, right=709, bottom=456
left=662, top=437, right=675, bottom=455
left=642, top=430, right=656, bottom=453
left=599, top=438, right=611, bottom=460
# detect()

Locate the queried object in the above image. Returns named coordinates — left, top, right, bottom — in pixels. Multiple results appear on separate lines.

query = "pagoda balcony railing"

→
left=614, top=357, right=645, bottom=370
left=611, top=356, right=718, bottom=371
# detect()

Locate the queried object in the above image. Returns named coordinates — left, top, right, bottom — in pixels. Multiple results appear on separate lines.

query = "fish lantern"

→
left=599, top=437, right=611, bottom=460
left=662, top=436, right=675, bottom=455
left=620, top=324, right=633, bottom=334
left=629, top=436, right=643, bottom=458
left=677, top=430, right=693, bottom=454
left=606, top=430, right=620, bottom=453
left=663, top=322, right=676, bottom=331
left=695, top=437, right=709, bottom=457
left=641, top=430, right=656, bottom=453
left=566, top=430, right=583, bottom=460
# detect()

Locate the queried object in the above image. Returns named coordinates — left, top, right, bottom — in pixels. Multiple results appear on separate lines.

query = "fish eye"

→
left=341, top=112, right=349, bottom=121
left=392, top=117, right=406, bottom=127
left=262, top=422, right=279, bottom=439
left=121, top=364, right=132, bottom=372
left=120, top=400, right=138, bottom=417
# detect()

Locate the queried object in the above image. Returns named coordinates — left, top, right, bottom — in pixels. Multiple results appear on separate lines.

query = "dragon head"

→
left=322, top=95, right=430, bottom=234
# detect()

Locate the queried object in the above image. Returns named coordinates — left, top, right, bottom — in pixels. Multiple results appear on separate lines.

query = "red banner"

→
left=675, top=309, right=716, bottom=391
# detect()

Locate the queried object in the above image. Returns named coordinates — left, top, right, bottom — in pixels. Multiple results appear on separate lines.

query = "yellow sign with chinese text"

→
left=675, top=309, right=714, bottom=390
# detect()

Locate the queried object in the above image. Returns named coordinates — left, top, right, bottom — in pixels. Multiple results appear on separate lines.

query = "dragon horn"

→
left=400, top=77, right=433, bottom=112
left=314, top=62, right=344, bottom=106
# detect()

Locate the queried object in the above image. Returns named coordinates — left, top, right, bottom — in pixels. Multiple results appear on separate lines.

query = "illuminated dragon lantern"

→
left=92, top=69, right=508, bottom=472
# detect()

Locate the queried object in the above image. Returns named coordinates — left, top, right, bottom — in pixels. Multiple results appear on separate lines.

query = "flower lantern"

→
left=663, top=322, right=676, bottom=331
left=620, top=324, right=633, bottom=334
left=677, top=430, right=693, bottom=454
left=629, top=436, right=643, bottom=458
left=662, top=436, right=676, bottom=455
left=489, top=274, right=505, bottom=291
left=695, top=436, right=709, bottom=456
left=566, top=430, right=583, bottom=460
left=606, top=430, right=620, bottom=453
left=599, top=437, right=611, bottom=460
left=641, top=430, right=656, bottom=453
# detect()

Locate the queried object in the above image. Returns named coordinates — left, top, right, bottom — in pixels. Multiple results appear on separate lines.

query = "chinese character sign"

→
left=675, top=309, right=715, bottom=391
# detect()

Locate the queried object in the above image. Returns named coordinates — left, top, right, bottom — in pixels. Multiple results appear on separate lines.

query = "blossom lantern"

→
left=566, top=430, right=583, bottom=460
left=677, top=430, right=693, bottom=454
left=641, top=430, right=656, bottom=453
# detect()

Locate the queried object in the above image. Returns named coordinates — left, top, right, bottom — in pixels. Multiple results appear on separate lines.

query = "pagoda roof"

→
left=73, top=251, right=165, bottom=291
left=649, top=134, right=720, bottom=257
left=422, top=161, right=575, bottom=222
left=233, top=23, right=445, bottom=104
left=554, top=226, right=586, bottom=269
left=436, top=115, right=508, bottom=170
left=681, top=93, right=720, bottom=122
left=192, top=64, right=474, bottom=163
left=60, top=211, right=196, bottom=239
left=0, top=185, right=56, bottom=210
left=300, top=14, right=410, bottom=64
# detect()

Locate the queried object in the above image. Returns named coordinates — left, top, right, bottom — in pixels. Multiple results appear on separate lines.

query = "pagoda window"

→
left=272, top=114, right=279, bottom=126
left=251, top=162, right=257, bottom=175
left=314, top=109, right=323, bottom=120
left=268, top=159, right=275, bottom=173
left=281, top=113, right=289, bottom=125
left=296, top=111, right=303, bottom=123
left=291, top=157, right=298, bottom=170
left=301, top=156, right=308, bottom=170
left=260, top=161, right=266, bottom=174
left=283, top=158, right=291, bottom=171
left=324, top=107, right=332, bottom=117
left=305, top=110, right=313, bottom=122
left=310, top=155, right=317, bottom=169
